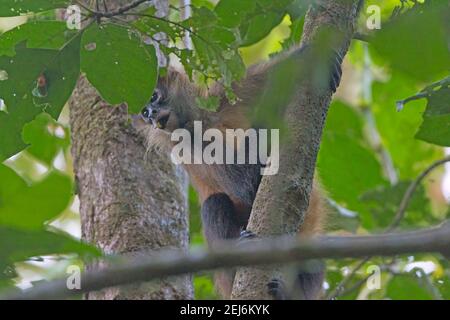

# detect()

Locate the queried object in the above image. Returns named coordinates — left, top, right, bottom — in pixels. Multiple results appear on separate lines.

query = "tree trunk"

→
left=231, top=0, right=361, bottom=299
left=69, top=0, right=192, bottom=300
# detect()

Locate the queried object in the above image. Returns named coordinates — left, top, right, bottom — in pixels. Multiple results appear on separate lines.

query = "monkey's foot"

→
left=267, top=278, right=288, bottom=300
left=236, top=230, right=258, bottom=247
left=239, top=230, right=257, bottom=240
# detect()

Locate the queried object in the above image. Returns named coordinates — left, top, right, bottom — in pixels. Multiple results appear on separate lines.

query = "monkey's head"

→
left=132, top=68, right=205, bottom=151
left=137, top=68, right=202, bottom=133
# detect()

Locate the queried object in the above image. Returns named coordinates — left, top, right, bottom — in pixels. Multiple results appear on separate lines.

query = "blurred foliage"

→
left=0, top=0, right=449, bottom=300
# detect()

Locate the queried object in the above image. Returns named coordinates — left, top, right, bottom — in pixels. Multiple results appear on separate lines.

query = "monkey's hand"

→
left=328, top=49, right=343, bottom=93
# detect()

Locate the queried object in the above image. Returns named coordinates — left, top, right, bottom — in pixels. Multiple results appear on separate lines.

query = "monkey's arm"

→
left=216, top=45, right=343, bottom=117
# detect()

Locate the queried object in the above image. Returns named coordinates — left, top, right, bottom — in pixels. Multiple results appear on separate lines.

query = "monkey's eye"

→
left=150, top=90, right=160, bottom=104
left=141, top=107, right=150, bottom=120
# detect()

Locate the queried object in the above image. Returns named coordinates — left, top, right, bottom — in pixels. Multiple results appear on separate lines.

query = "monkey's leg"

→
left=266, top=261, right=325, bottom=300
left=240, top=231, right=324, bottom=300
left=201, top=193, right=244, bottom=298
left=292, top=260, right=325, bottom=300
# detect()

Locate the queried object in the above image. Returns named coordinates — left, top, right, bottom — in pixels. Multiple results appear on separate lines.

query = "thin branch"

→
left=396, top=92, right=429, bottom=111
left=3, top=221, right=450, bottom=300
left=389, top=155, right=450, bottom=231
left=353, top=32, right=371, bottom=42
left=93, top=0, right=152, bottom=18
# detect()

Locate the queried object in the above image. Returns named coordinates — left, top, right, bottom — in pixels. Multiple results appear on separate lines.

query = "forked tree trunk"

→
left=232, top=0, right=361, bottom=299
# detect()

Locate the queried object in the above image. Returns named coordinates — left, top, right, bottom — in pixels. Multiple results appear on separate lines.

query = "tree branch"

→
left=3, top=221, right=450, bottom=300
left=231, top=0, right=362, bottom=299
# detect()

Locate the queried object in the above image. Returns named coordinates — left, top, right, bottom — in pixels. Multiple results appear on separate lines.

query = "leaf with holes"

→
left=0, top=0, right=69, bottom=17
left=0, top=21, right=74, bottom=56
left=0, top=35, right=80, bottom=161
left=415, top=86, right=450, bottom=147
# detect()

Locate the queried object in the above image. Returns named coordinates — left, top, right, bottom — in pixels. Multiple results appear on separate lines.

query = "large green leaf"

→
left=22, top=113, right=70, bottom=166
left=0, top=21, right=72, bottom=56
left=0, top=0, right=69, bottom=17
left=372, top=74, right=443, bottom=180
left=415, top=86, right=450, bottom=146
left=0, top=33, right=80, bottom=161
left=360, top=181, right=434, bottom=229
left=80, top=23, right=158, bottom=114
left=317, top=102, right=387, bottom=215
left=0, top=226, right=98, bottom=266
left=0, top=164, right=72, bottom=229
left=371, top=3, right=450, bottom=81
left=214, top=0, right=256, bottom=28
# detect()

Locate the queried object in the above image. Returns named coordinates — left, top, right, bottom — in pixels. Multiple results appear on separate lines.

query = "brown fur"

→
left=135, top=55, right=328, bottom=298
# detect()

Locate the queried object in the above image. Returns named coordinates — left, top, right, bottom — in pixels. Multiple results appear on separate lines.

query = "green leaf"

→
left=0, top=226, right=98, bottom=266
left=373, top=74, right=443, bottom=180
left=134, top=8, right=185, bottom=44
left=0, top=0, right=69, bottom=17
left=371, top=3, right=450, bottom=81
left=239, top=11, right=284, bottom=47
left=0, top=34, right=81, bottom=161
left=415, top=86, right=450, bottom=146
left=22, top=113, right=70, bottom=166
left=317, top=102, right=387, bottom=219
left=192, top=0, right=215, bottom=10
left=360, top=181, right=433, bottom=229
left=80, top=23, right=158, bottom=114
left=214, top=0, right=256, bottom=28
left=387, top=275, right=433, bottom=300
left=0, top=21, right=72, bottom=56
left=194, top=274, right=218, bottom=299
left=281, top=17, right=304, bottom=51
left=0, top=164, right=72, bottom=229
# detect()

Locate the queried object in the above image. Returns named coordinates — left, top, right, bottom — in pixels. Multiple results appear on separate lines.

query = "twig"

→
left=353, top=32, right=371, bottom=42
left=3, top=221, right=450, bottom=300
left=389, top=156, right=450, bottom=231
left=94, top=0, right=152, bottom=18
left=396, top=92, right=429, bottom=111
left=414, top=268, right=444, bottom=300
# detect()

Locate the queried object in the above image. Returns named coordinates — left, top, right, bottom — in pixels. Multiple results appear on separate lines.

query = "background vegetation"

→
left=0, top=0, right=449, bottom=299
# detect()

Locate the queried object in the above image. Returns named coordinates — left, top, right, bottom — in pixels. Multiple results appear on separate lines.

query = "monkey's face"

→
left=140, top=88, right=181, bottom=133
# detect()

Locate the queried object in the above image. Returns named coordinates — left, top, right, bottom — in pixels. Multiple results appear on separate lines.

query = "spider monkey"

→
left=133, top=44, right=343, bottom=299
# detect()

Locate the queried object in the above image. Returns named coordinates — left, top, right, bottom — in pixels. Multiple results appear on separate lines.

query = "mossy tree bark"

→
left=69, top=0, right=192, bottom=300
